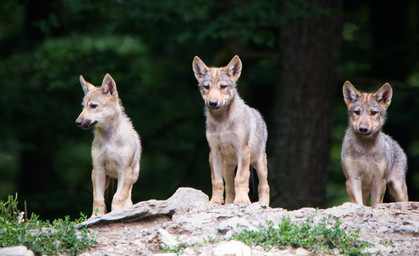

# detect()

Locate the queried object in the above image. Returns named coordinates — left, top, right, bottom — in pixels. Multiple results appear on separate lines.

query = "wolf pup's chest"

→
left=206, top=122, right=246, bottom=158
left=342, top=134, right=390, bottom=178
left=91, top=138, right=122, bottom=178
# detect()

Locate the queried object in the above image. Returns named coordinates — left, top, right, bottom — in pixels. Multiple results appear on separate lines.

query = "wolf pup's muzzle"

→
left=207, top=100, right=224, bottom=110
left=75, top=118, right=98, bottom=129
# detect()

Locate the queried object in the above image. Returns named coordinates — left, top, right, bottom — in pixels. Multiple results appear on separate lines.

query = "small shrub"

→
left=0, top=194, right=97, bottom=255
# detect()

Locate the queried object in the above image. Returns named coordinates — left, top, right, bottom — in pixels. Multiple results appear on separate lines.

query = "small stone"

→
left=183, top=247, right=197, bottom=255
left=295, top=247, right=313, bottom=255
left=158, top=228, right=179, bottom=247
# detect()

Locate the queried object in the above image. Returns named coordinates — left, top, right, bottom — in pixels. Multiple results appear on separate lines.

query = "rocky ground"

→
left=3, top=187, right=417, bottom=255
left=75, top=187, right=418, bottom=256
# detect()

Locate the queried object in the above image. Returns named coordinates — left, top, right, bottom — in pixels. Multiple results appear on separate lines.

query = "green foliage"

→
left=161, top=244, right=185, bottom=255
left=380, top=239, right=394, bottom=246
left=232, top=216, right=372, bottom=255
left=0, top=194, right=97, bottom=256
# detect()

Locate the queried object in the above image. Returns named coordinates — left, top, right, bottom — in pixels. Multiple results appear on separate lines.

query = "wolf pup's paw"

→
left=233, top=195, right=251, bottom=205
left=210, top=197, right=224, bottom=205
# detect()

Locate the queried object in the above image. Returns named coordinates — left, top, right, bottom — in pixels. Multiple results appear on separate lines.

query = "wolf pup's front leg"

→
left=233, top=146, right=252, bottom=204
left=91, top=168, right=107, bottom=217
left=209, top=151, right=225, bottom=204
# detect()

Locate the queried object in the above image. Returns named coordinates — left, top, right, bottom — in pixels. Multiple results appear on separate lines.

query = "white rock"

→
left=209, top=241, right=251, bottom=256
left=167, top=187, right=209, bottom=211
left=158, top=228, right=179, bottom=247
left=183, top=247, right=198, bottom=255
left=295, top=247, right=313, bottom=255
left=0, top=246, right=35, bottom=256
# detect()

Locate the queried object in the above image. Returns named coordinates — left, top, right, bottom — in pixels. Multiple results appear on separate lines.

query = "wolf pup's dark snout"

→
left=75, top=119, right=82, bottom=127
left=209, top=100, right=218, bottom=107
left=358, top=127, right=368, bottom=133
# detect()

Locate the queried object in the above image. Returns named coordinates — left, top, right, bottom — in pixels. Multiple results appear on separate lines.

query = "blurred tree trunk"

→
left=269, top=0, right=343, bottom=209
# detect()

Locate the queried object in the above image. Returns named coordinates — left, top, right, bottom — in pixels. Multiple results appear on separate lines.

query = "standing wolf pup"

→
left=76, top=74, right=141, bottom=217
left=192, top=55, right=270, bottom=205
left=341, top=81, right=408, bottom=207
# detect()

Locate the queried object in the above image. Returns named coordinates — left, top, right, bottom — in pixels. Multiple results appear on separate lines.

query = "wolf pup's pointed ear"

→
left=192, top=56, right=209, bottom=83
left=225, top=55, right=242, bottom=82
left=375, top=82, right=392, bottom=109
left=342, top=80, right=359, bottom=106
left=80, top=75, right=96, bottom=94
left=101, top=73, right=117, bottom=95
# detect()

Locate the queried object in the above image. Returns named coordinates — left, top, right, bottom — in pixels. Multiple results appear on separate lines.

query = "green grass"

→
left=233, top=216, right=372, bottom=255
left=0, top=194, right=97, bottom=255
left=162, top=215, right=372, bottom=255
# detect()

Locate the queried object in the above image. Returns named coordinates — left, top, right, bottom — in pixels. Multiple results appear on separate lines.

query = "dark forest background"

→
left=0, top=0, right=418, bottom=220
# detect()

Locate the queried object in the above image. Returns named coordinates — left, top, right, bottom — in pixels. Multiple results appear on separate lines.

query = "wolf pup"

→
left=192, top=55, right=270, bottom=205
left=341, top=81, right=408, bottom=207
left=76, top=74, right=141, bottom=217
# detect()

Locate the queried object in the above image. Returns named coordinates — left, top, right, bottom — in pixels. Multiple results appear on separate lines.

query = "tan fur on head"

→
left=80, top=75, right=96, bottom=94
left=101, top=73, right=118, bottom=96
left=192, top=56, right=209, bottom=83
left=224, top=55, right=242, bottom=82
left=342, top=80, right=360, bottom=107
left=192, top=56, right=244, bottom=110
left=76, top=74, right=121, bottom=130
left=342, top=81, right=393, bottom=137
left=374, top=82, right=392, bottom=110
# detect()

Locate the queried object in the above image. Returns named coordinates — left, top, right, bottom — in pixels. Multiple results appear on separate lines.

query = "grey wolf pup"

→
left=341, top=81, right=408, bottom=207
left=192, top=55, right=270, bottom=205
left=76, top=73, right=141, bottom=217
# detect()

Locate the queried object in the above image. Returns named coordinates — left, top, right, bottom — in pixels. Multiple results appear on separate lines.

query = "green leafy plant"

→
left=0, top=194, right=97, bottom=255
left=232, top=215, right=372, bottom=255
left=161, top=243, right=186, bottom=255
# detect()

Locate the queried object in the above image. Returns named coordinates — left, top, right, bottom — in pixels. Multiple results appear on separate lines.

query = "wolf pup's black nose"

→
left=75, top=119, right=82, bottom=127
left=359, top=127, right=368, bottom=133
left=209, top=100, right=218, bottom=107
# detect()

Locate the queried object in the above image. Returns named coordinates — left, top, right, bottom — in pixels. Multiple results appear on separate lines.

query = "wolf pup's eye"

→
left=220, top=84, right=227, bottom=90
left=370, top=110, right=378, bottom=116
left=354, top=110, right=360, bottom=115
left=90, top=103, right=98, bottom=109
left=202, top=84, right=210, bottom=90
